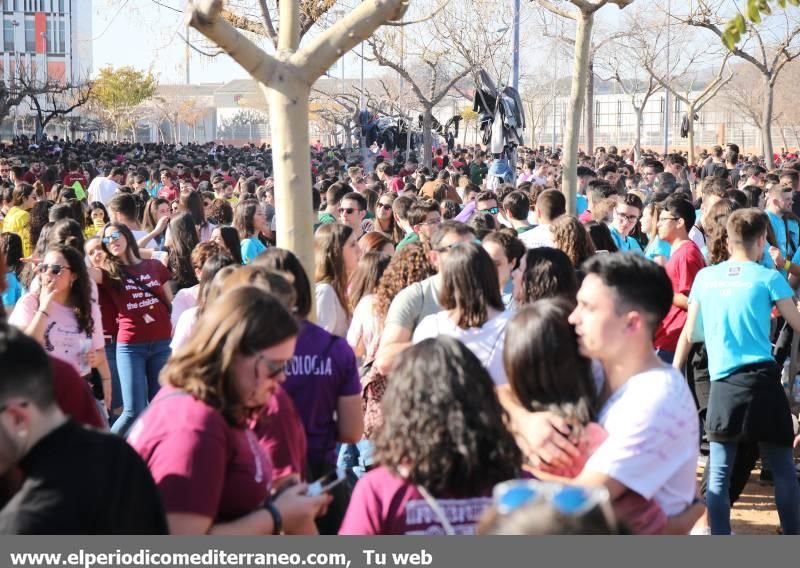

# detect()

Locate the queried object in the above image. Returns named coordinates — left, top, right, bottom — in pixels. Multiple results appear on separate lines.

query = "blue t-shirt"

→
left=645, top=237, right=671, bottom=262
left=240, top=237, right=267, bottom=265
left=576, top=194, right=588, bottom=216
left=609, top=225, right=644, bottom=255
left=688, top=260, right=793, bottom=380
left=2, top=272, right=24, bottom=308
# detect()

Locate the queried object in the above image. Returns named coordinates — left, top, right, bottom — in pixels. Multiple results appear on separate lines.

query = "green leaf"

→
left=747, top=0, right=762, bottom=23
left=722, top=30, right=738, bottom=50
left=734, top=13, right=746, bottom=34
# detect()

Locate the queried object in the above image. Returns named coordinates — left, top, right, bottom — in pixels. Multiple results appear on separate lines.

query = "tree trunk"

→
left=422, top=107, right=434, bottom=169
left=586, top=57, right=594, bottom=156
left=762, top=74, right=775, bottom=169
left=265, top=79, right=315, bottom=293
left=777, top=120, right=788, bottom=153
left=687, top=105, right=696, bottom=165
left=634, top=106, right=643, bottom=163
left=561, top=10, right=593, bottom=215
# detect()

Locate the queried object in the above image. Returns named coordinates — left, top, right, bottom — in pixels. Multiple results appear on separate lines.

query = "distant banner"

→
left=0, top=537, right=792, bottom=568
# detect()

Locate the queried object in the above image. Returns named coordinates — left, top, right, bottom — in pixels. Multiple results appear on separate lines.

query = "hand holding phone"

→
left=306, top=469, right=346, bottom=496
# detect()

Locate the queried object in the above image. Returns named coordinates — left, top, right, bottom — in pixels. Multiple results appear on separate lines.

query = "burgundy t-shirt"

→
left=49, top=356, right=105, bottom=429
left=250, top=386, right=307, bottom=482
left=101, top=260, right=172, bottom=344
left=157, top=185, right=179, bottom=202
left=339, top=467, right=492, bottom=535
left=128, top=387, right=273, bottom=523
left=654, top=241, right=705, bottom=352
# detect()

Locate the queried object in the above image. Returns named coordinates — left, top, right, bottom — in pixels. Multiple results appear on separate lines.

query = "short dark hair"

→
left=619, top=192, right=643, bottom=212
left=326, top=182, right=352, bottom=207
left=663, top=196, right=696, bottom=233
left=430, top=220, right=475, bottom=250
left=536, top=189, right=566, bottom=223
left=576, top=166, right=595, bottom=179
left=727, top=208, right=769, bottom=250
left=253, top=248, right=313, bottom=319
left=476, top=191, right=498, bottom=205
left=407, top=199, right=440, bottom=227
left=341, top=191, right=367, bottom=211
left=642, top=159, right=664, bottom=174
left=503, top=191, right=530, bottom=221
left=107, top=193, right=138, bottom=220
left=0, top=325, right=56, bottom=410
left=582, top=253, right=673, bottom=334
left=516, top=248, right=577, bottom=305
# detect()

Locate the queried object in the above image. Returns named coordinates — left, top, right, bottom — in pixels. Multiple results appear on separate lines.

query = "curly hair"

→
left=551, top=215, right=596, bottom=267
left=375, top=336, right=522, bottom=497
left=705, top=199, right=743, bottom=266
left=373, top=242, right=435, bottom=327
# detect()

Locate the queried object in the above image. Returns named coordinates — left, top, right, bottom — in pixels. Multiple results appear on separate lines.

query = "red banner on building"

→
left=35, top=13, right=47, bottom=53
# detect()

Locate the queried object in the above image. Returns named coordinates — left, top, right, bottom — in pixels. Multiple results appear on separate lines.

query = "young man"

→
left=87, top=166, right=125, bottom=206
left=689, top=177, right=729, bottom=249
left=652, top=197, right=705, bottom=364
left=396, top=200, right=441, bottom=250
left=469, top=153, right=488, bottom=187
left=608, top=193, right=644, bottom=254
left=700, top=145, right=725, bottom=179
left=0, top=326, right=168, bottom=534
left=318, top=182, right=351, bottom=227
left=502, top=191, right=534, bottom=234
left=765, top=184, right=799, bottom=272
left=108, top=193, right=161, bottom=249
left=475, top=191, right=500, bottom=223
left=640, top=159, right=664, bottom=193
left=520, top=189, right=565, bottom=249
left=338, top=191, right=368, bottom=240
left=576, top=166, right=595, bottom=215
left=157, top=170, right=179, bottom=202
left=674, top=209, right=800, bottom=535
left=565, top=253, right=700, bottom=524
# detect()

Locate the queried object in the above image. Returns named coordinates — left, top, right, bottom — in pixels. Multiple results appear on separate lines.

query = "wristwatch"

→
left=264, top=500, right=282, bottom=535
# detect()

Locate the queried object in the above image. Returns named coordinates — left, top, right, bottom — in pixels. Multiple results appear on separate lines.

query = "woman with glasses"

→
left=314, top=223, right=361, bottom=337
left=91, top=223, right=173, bottom=436
left=128, top=286, right=330, bottom=535
left=9, top=244, right=112, bottom=421
left=371, top=192, right=402, bottom=243
left=340, top=337, right=522, bottom=535
left=234, top=199, right=268, bottom=265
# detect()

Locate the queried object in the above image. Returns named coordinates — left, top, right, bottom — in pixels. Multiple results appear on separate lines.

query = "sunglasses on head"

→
left=38, top=263, right=70, bottom=276
left=102, top=231, right=122, bottom=245
left=493, top=480, right=616, bottom=526
left=339, top=207, right=361, bottom=215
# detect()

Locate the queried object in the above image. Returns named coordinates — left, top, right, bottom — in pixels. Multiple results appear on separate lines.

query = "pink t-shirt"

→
left=250, top=386, right=308, bottom=482
left=9, top=293, right=104, bottom=376
left=128, top=387, right=273, bottom=523
left=339, top=466, right=492, bottom=535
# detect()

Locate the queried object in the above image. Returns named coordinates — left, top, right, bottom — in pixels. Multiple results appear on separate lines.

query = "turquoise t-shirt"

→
left=576, top=194, right=588, bottom=216
left=2, top=272, right=24, bottom=308
left=240, top=237, right=267, bottom=265
left=700, top=243, right=774, bottom=269
left=688, top=260, right=793, bottom=380
left=609, top=225, right=644, bottom=255
left=645, top=237, right=671, bottom=263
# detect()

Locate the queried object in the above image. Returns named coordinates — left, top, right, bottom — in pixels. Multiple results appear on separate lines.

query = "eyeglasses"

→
left=492, top=480, right=616, bottom=527
left=254, top=354, right=289, bottom=380
left=339, top=207, right=361, bottom=215
left=658, top=216, right=679, bottom=223
left=377, top=203, right=393, bottom=210
left=478, top=206, right=500, bottom=215
left=614, top=210, right=640, bottom=223
left=38, top=263, right=70, bottom=276
left=419, top=217, right=441, bottom=226
left=102, top=232, right=122, bottom=244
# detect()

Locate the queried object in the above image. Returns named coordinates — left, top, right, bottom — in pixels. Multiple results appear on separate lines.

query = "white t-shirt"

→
left=688, top=224, right=705, bottom=249
left=412, top=310, right=512, bottom=386
left=520, top=224, right=554, bottom=249
left=315, top=282, right=350, bottom=337
left=171, top=306, right=198, bottom=352
left=347, top=294, right=380, bottom=359
left=171, top=285, right=199, bottom=331
left=583, top=366, right=699, bottom=516
left=87, top=176, right=120, bottom=205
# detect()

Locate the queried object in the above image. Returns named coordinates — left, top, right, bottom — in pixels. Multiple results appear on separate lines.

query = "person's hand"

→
left=155, top=215, right=170, bottom=233
left=663, top=499, right=705, bottom=534
left=102, top=380, right=112, bottom=413
left=793, top=434, right=799, bottom=450
left=87, top=349, right=100, bottom=368
left=20, top=255, right=40, bottom=265
left=273, top=483, right=332, bottom=535
left=513, top=411, right=580, bottom=472
left=38, top=278, right=57, bottom=313
left=770, top=246, right=785, bottom=268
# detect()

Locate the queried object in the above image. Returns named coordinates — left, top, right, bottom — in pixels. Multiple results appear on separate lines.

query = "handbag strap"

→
left=416, top=485, right=456, bottom=536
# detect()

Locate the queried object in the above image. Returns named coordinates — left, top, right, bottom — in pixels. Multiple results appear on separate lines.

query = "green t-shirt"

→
left=396, top=232, right=420, bottom=251
left=318, top=211, right=337, bottom=226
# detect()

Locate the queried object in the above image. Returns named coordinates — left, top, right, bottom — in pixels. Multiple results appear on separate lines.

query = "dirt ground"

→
left=696, top=465, right=783, bottom=535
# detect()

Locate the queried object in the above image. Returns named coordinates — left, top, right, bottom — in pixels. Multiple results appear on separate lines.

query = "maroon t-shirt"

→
left=100, top=260, right=172, bottom=344
left=654, top=240, right=706, bottom=352
left=62, top=172, right=88, bottom=189
left=157, top=185, right=179, bottom=202
left=128, top=387, right=273, bottom=522
left=250, top=386, right=307, bottom=482
left=49, top=356, right=105, bottom=429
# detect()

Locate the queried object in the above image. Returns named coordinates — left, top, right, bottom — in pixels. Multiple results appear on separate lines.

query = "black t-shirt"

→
left=0, top=419, right=168, bottom=534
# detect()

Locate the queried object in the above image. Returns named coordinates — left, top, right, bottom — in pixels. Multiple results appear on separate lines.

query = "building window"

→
left=24, top=16, right=33, bottom=51
left=59, top=0, right=64, bottom=13
left=3, top=18, right=14, bottom=51
left=57, top=16, right=63, bottom=51
left=2, top=0, right=17, bottom=12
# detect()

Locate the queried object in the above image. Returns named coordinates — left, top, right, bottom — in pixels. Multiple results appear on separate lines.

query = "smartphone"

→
left=307, top=469, right=346, bottom=496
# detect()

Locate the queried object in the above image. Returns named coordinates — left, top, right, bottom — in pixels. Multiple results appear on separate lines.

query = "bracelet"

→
left=36, top=309, right=49, bottom=318
left=785, top=260, right=792, bottom=272
left=264, top=500, right=282, bottom=535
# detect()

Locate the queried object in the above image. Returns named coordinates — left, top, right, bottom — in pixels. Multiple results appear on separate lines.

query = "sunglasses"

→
left=255, top=354, right=289, bottom=380
left=38, top=263, right=70, bottom=276
left=339, top=207, right=361, bottom=215
left=478, top=206, right=500, bottom=215
left=102, top=232, right=122, bottom=244
left=493, top=480, right=616, bottom=526
left=378, top=203, right=393, bottom=210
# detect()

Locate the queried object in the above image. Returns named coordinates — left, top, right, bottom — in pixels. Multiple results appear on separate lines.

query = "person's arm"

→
left=775, top=297, right=800, bottom=333
left=673, top=293, right=689, bottom=311
left=137, top=216, right=170, bottom=249
left=336, top=394, right=364, bottom=444
left=673, top=302, right=700, bottom=370
left=373, top=323, right=412, bottom=374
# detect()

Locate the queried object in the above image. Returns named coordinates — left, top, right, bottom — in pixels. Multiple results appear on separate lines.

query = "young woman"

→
left=211, top=225, right=244, bottom=264
left=314, top=223, right=361, bottom=337
left=585, top=221, right=619, bottom=254
left=412, top=242, right=511, bottom=386
left=551, top=215, right=597, bottom=269
left=254, top=248, right=363, bottom=534
left=128, top=286, right=329, bottom=535
left=340, top=337, right=522, bottom=535
left=179, top=191, right=215, bottom=242
left=3, top=183, right=37, bottom=257
left=346, top=252, right=391, bottom=361
left=9, top=243, right=112, bottom=419
left=372, top=193, right=402, bottom=243
left=359, top=231, right=394, bottom=256
left=641, top=201, right=671, bottom=266
left=234, top=199, right=268, bottom=264
left=512, top=247, right=578, bottom=307
left=140, top=198, right=170, bottom=251
left=170, top=241, right=223, bottom=330
left=163, top=213, right=200, bottom=295
left=92, top=223, right=173, bottom=436
left=28, top=200, right=51, bottom=252
left=1, top=232, right=24, bottom=312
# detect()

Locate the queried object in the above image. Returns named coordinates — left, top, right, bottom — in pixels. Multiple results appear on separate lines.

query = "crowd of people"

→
left=0, top=137, right=798, bottom=535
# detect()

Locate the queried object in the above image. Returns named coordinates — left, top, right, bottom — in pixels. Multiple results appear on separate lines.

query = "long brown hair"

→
left=439, top=242, right=503, bottom=329
left=314, top=223, right=353, bottom=318
left=45, top=243, right=95, bottom=336
left=551, top=215, right=596, bottom=267
left=162, top=286, right=298, bottom=425
left=348, top=251, right=391, bottom=312
left=100, top=223, right=142, bottom=289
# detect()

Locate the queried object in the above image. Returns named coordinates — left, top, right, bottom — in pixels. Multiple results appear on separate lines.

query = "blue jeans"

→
left=104, top=341, right=122, bottom=411
left=707, top=440, right=800, bottom=535
left=111, top=340, right=171, bottom=436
